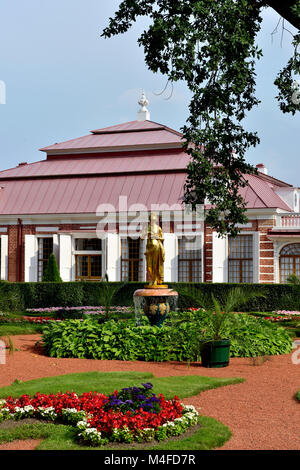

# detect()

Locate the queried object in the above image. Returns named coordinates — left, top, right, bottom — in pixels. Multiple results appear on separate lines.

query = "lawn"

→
left=0, top=371, right=244, bottom=450
left=0, top=416, right=231, bottom=451
left=0, top=371, right=244, bottom=399
left=0, top=323, right=43, bottom=337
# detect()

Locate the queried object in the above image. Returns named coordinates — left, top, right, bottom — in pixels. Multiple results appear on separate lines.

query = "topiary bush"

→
left=42, top=312, right=293, bottom=361
left=42, top=254, right=62, bottom=282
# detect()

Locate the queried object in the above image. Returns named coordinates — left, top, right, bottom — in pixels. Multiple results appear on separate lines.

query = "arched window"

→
left=279, top=243, right=300, bottom=283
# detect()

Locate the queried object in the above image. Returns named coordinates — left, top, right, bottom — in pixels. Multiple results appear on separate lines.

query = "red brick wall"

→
left=202, top=218, right=275, bottom=284
left=257, top=218, right=275, bottom=283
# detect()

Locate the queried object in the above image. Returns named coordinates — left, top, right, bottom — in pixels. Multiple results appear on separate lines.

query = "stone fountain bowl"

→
left=133, top=288, right=178, bottom=327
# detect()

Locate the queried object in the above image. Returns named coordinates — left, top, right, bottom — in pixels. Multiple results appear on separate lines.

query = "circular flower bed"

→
left=0, top=383, right=199, bottom=446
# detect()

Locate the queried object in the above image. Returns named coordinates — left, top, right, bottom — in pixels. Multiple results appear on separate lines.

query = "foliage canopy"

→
left=102, top=0, right=300, bottom=235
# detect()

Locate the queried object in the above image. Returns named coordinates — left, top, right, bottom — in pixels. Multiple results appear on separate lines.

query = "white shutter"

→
left=253, top=232, right=260, bottom=283
left=106, top=234, right=120, bottom=281
left=164, top=233, right=177, bottom=282
left=0, top=235, right=8, bottom=280
left=212, top=232, right=227, bottom=282
left=53, top=234, right=59, bottom=263
left=24, top=235, right=38, bottom=282
left=59, top=235, right=72, bottom=282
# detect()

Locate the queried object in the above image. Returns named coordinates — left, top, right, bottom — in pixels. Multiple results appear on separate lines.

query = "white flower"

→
left=24, top=405, right=34, bottom=412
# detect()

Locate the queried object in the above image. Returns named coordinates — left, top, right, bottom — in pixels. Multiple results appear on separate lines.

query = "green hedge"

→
left=1, top=280, right=300, bottom=312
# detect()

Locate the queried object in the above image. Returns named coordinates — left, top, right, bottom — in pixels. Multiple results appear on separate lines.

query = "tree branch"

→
left=267, top=0, right=300, bottom=29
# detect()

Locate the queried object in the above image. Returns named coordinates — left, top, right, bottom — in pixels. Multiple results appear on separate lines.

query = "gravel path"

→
left=0, top=335, right=299, bottom=450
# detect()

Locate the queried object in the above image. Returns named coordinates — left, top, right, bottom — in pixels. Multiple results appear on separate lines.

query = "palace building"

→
left=0, top=94, right=299, bottom=284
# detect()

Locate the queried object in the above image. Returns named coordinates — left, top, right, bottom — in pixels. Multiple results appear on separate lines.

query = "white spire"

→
left=137, top=91, right=150, bottom=121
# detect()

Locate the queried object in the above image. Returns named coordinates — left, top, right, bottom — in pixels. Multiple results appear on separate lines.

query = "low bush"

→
left=42, top=311, right=293, bottom=361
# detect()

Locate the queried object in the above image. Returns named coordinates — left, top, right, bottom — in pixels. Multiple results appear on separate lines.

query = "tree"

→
left=267, top=1, right=300, bottom=28
left=102, top=0, right=300, bottom=236
left=42, top=253, right=63, bottom=282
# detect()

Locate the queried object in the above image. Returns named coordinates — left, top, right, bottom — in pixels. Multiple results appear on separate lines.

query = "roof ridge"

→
left=90, top=119, right=183, bottom=137
left=256, top=170, right=293, bottom=187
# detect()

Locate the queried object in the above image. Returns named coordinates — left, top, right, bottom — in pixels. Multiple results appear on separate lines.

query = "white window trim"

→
left=274, top=239, right=300, bottom=283
left=227, top=232, right=259, bottom=283
left=72, top=235, right=106, bottom=281
left=0, top=235, right=8, bottom=280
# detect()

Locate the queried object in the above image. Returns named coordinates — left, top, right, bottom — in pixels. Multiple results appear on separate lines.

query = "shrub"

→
left=0, top=281, right=24, bottom=312
left=42, top=312, right=293, bottom=361
left=42, top=254, right=62, bottom=282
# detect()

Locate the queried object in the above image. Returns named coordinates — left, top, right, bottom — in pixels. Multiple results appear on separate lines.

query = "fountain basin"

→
left=134, top=288, right=178, bottom=327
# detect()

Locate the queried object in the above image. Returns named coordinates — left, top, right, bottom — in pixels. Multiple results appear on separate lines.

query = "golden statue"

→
left=142, top=213, right=167, bottom=288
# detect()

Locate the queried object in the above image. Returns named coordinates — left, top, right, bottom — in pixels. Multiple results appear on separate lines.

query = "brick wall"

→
left=202, top=218, right=276, bottom=284
left=258, top=218, right=275, bottom=283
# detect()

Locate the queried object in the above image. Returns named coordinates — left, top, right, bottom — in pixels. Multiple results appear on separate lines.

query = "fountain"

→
left=134, top=213, right=178, bottom=327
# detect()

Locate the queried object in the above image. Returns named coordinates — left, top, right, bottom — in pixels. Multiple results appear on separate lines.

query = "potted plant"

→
left=200, top=295, right=231, bottom=368
left=201, top=288, right=266, bottom=368
left=176, top=286, right=265, bottom=368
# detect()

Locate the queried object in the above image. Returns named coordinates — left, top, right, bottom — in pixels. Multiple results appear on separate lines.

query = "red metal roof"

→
left=241, top=175, right=291, bottom=211
left=0, top=118, right=293, bottom=216
left=40, top=120, right=183, bottom=153
left=0, top=149, right=188, bottom=179
left=91, top=120, right=181, bottom=134
left=0, top=173, right=185, bottom=215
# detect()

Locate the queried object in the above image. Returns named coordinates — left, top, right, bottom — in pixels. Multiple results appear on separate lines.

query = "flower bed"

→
left=0, top=383, right=199, bottom=446
left=263, top=315, right=293, bottom=323
left=273, top=310, right=300, bottom=316
left=0, top=316, right=60, bottom=324
left=26, top=306, right=132, bottom=315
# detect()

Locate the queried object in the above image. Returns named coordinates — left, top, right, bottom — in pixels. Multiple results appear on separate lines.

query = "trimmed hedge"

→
left=1, top=280, right=300, bottom=312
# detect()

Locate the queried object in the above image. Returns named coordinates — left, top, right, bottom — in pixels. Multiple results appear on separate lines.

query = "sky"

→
left=0, top=1, right=299, bottom=185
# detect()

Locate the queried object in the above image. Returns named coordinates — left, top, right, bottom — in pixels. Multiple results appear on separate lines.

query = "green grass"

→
left=0, top=371, right=242, bottom=450
left=0, top=416, right=231, bottom=451
left=297, top=390, right=300, bottom=401
left=0, top=323, right=43, bottom=336
left=0, top=371, right=244, bottom=398
left=0, top=371, right=244, bottom=399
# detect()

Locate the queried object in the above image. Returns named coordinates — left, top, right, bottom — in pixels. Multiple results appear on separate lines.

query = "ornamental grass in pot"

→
left=177, top=286, right=265, bottom=368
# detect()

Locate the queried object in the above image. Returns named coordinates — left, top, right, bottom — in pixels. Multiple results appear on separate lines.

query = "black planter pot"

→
left=201, top=339, right=230, bottom=368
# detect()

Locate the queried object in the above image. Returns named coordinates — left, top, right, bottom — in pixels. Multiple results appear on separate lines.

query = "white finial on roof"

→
left=138, top=91, right=150, bottom=121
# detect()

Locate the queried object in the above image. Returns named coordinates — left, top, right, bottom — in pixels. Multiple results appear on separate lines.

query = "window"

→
left=38, top=237, right=53, bottom=281
left=75, top=239, right=102, bottom=251
left=75, top=238, right=102, bottom=281
left=228, top=235, right=253, bottom=283
left=178, top=237, right=202, bottom=282
left=121, top=238, right=143, bottom=281
left=280, top=243, right=300, bottom=283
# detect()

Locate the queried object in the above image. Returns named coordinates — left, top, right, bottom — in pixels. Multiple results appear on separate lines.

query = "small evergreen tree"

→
left=42, top=253, right=62, bottom=282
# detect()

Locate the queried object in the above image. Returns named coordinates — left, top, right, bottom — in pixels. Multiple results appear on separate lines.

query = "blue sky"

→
left=0, top=1, right=299, bottom=185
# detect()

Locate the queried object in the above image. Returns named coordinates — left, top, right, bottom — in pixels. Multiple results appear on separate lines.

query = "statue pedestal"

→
left=133, top=288, right=178, bottom=327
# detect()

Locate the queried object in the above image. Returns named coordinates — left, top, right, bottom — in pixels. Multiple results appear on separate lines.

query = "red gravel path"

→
left=0, top=440, right=42, bottom=450
left=0, top=335, right=299, bottom=450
